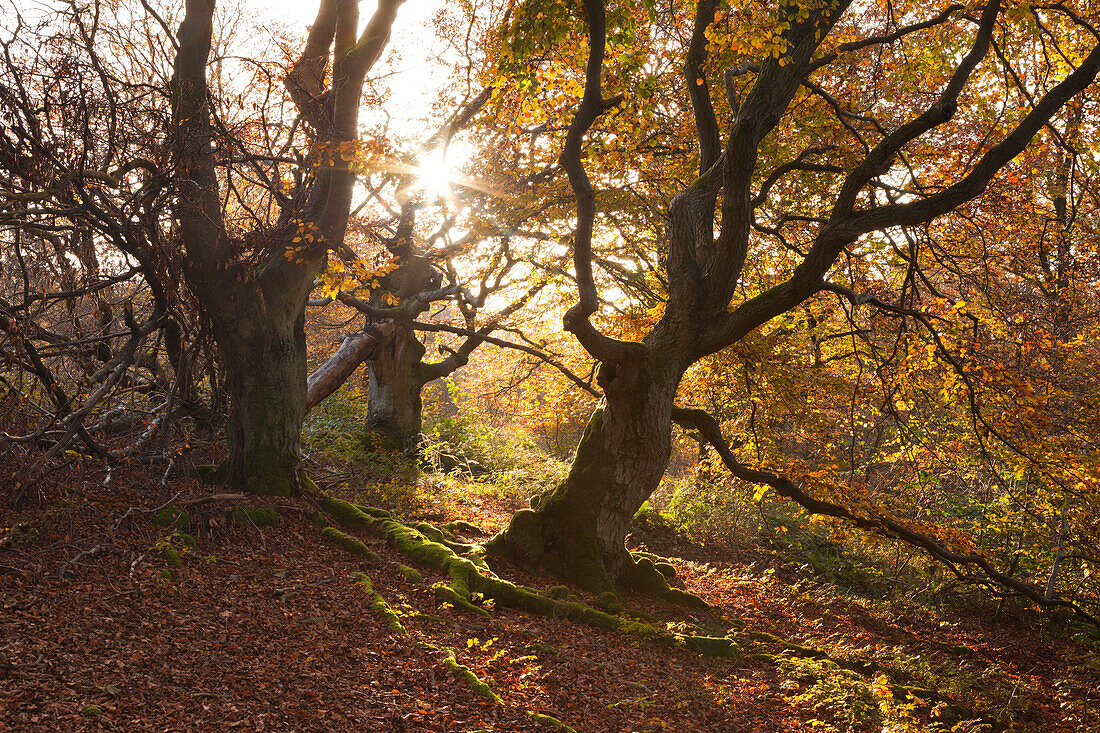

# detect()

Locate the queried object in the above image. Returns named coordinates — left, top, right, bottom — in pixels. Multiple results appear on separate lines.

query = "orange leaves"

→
left=314, top=253, right=401, bottom=300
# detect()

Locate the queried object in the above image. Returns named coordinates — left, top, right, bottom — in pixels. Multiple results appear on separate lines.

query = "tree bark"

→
left=306, top=323, right=395, bottom=411
left=488, top=357, right=681, bottom=591
left=366, top=327, right=426, bottom=451
left=169, top=0, right=404, bottom=492
left=219, top=309, right=307, bottom=495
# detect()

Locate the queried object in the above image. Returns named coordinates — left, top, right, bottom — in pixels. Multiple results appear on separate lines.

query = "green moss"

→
left=232, top=506, right=279, bottom=527
left=749, top=630, right=785, bottom=645
left=319, top=499, right=737, bottom=659
left=153, top=508, right=190, bottom=531
left=82, top=705, right=104, bottom=717
left=385, top=524, right=454, bottom=566
left=193, top=463, right=228, bottom=485
left=321, top=497, right=380, bottom=531
left=352, top=572, right=405, bottom=634
left=662, top=587, right=709, bottom=609
left=629, top=551, right=677, bottom=578
left=355, top=504, right=392, bottom=519
left=545, top=585, right=570, bottom=601
left=632, top=502, right=676, bottom=535
left=320, top=527, right=380, bottom=561
left=441, top=647, right=502, bottom=703
left=308, top=511, right=327, bottom=528
left=526, top=711, right=577, bottom=731
left=164, top=546, right=182, bottom=568
left=683, top=636, right=740, bottom=658
left=486, top=508, right=544, bottom=566
left=397, top=564, right=423, bottom=583
left=414, top=521, right=453, bottom=543
left=623, top=556, right=670, bottom=594
left=440, top=520, right=484, bottom=536
left=432, top=581, right=490, bottom=617
left=594, top=591, right=623, bottom=614
left=298, top=471, right=321, bottom=494
left=619, top=618, right=664, bottom=640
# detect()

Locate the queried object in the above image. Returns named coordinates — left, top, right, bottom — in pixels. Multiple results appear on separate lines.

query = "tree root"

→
left=321, top=497, right=995, bottom=725
left=320, top=497, right=740, bottom=657
left=350, top=571, right=405, bottom=634
left=320, top=526, right=381, bottom=561
left=396, top=564, right=422, bottom=583
left=440, top=647, right=502, bottom=703
left=526, top=711, right=577, bottom=732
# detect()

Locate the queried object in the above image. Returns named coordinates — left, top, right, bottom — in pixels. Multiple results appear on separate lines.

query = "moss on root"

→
left=440, top=520, right=485, bottom=536
left=321, top=497, right=379, bottom=529
left=153, top=508, right=191, bottom=531
left=414, top=521, right=454, bottom=543
left=319, top=497, right=735, bottom=655
left=232, top=506, right=279, bottom=527
left=163, top=546, right=182, bottom=568
left=320, top=527, right=380, bottom=561
left=193, top=463, right=229, bottom=485
left=298, top=471, right=321, bottom=494
left=683, top=635, right=740, bottom=658
left=526, top=711, right=578, bottom=732
left=352, top=572, right=405, bottom=634
left=397, top=564, right=423, bottom=583
left=441, top=647, right=502, bottom=703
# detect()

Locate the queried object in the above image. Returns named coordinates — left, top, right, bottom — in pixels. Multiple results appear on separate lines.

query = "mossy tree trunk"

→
left=169, top=0, right=404, bottom=493
left=489, top=358, right=682, bottom=591
left=217, top=299, right=308, bottom=495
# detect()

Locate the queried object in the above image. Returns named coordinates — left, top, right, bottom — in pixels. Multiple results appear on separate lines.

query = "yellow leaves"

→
left=310, top=250, right=402, bottom=300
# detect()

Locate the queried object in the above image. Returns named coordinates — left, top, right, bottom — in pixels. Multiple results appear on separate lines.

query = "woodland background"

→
left=1, top=0, right=1099, bottom=730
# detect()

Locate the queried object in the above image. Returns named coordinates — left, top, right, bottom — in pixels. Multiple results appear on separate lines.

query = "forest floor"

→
left=1, top=455, right=1098, bottom=732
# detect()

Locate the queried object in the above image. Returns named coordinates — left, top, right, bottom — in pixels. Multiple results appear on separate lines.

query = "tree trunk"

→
left=215, top=302, right=307, bottom=496
left=306, top=323, right=394, bottom=411
left=488, top=359, right=680, bottom=591
left=366, top=327, right=426, bottom=451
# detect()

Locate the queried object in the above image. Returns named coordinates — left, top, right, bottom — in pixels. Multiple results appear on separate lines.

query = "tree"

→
left=169, top=0, right=403, bottom=493
left=487, top=0, right=1100, bottom=595
left=0, top=2, right=205, bottom=495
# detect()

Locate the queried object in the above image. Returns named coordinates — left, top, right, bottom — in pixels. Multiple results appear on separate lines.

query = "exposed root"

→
left=623, top=554, right=709, bottom=609
left=734, top=629, right=984, bottom=724
left=320, top=526, right=380, bottom=561
left=319, top=496, right=990, bottom=725
left=320, top=497, right=741, bottom=657
left=440, top=520, right=485, bottom=537
left=526, top=711, right=578, bottom=731
left=396, top=564, right=422, bottom=583
left=440, top=647, right=502, bottom=703
left=351, top=571, right=406, bottom=634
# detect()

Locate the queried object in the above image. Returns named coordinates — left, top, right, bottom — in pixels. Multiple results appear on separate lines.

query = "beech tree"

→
left=486, top=0, right=1100, bottom=593
left=170, top=0, right=403, bottom=493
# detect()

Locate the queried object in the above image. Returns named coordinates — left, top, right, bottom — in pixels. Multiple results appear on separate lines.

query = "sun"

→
left=415, top=149, right=453, bottom=200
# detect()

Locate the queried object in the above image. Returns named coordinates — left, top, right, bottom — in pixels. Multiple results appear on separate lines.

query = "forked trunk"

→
left=366, top=328, right=426, bottom=451
left=488, top=360, right=680, bottom=591
left=218, top=309, right=308, bottom=495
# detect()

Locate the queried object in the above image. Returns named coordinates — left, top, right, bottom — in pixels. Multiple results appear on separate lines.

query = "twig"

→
left=58, top=544, right=104, bottom=580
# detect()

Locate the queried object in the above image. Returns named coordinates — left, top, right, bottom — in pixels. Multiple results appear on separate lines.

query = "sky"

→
left=5, top=0, right=455, bottom=140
